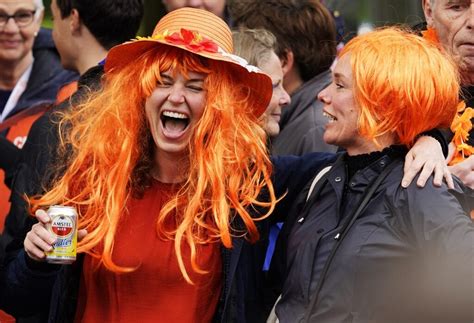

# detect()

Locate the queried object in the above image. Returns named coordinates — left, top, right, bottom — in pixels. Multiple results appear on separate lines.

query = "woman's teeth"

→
left=323, top=111, right=337, bottom=122
left=161, top=110, right=190, bottom=132
left=162, top=111, right=187, bottom=119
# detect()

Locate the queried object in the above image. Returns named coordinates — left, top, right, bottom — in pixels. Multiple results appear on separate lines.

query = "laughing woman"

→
left=5, top=10, right=455, bottom=323
left=12, top=8, right=287, bottom=322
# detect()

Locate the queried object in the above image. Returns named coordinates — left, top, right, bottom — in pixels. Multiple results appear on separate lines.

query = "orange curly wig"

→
left=30, top=46, right=278, bottom=283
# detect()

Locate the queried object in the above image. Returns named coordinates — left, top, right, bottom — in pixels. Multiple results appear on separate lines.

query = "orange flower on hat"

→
left=449, top=102, right=474, bottom=165
left=165, top=28, right=218, bottom=53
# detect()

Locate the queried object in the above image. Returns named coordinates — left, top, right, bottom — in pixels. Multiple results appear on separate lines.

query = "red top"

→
left=74, top=180, right=222, bottom=323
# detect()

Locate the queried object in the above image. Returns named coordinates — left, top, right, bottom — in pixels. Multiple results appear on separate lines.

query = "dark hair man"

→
left=52, top=0, right=143, bottom=74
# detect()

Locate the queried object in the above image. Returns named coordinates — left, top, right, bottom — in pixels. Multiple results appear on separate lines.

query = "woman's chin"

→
left=322, top=133, right=337, bottom=147
left=264, top=124, right=280, bottom=138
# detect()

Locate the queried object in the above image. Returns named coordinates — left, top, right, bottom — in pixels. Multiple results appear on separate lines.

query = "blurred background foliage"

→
left=40, top=0, right=425, bottom=37
left=324, top=0, right=424, bottom=37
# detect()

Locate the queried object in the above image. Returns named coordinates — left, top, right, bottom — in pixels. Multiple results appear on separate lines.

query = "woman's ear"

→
left=280, top=49, right=294, bottom=77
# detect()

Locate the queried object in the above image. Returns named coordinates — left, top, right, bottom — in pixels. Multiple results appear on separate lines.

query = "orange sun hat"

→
left=105, top=7, right=272, bottom=117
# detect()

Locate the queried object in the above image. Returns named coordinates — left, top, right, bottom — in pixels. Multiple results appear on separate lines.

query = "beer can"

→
left=45, top=205, right=78, bottom=264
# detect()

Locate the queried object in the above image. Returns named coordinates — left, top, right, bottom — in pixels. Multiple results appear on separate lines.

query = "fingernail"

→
left=401, top=181, right=408, bottom=188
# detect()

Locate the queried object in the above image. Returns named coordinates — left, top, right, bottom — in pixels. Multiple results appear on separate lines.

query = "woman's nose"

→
left=1, top=17, right=20, bottom=33
left=317, top=88, right=330, bottom=103
left=167, top=86, right=185, bottom=104
left=280, top=89, right=291, bottom=106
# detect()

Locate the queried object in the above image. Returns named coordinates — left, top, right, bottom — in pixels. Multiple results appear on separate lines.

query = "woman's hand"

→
left=24, top=209, right=55, bottom=261
left=24, top=209, right=87, bottom=262
left=402, top=136, right=453, bottom=189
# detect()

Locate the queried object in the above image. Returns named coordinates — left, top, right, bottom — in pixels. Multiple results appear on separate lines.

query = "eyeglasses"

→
left=0, top=10, right=36, bottom=28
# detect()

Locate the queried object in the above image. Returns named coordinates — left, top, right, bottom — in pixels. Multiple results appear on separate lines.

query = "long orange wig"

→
left=340, top=27, right=461, bottom=146
left=30, top=46, right=278, bottom=283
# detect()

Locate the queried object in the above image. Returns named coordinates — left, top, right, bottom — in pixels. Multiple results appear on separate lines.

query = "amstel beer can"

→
left=45, top=205, right=78, bottom=264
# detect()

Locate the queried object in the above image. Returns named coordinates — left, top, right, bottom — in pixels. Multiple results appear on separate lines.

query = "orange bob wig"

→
left=30, top=46, right=277, bottom=283
left=340, top=27, right=460, bottom=146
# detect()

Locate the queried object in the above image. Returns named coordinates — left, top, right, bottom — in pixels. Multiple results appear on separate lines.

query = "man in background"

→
left=422, top=0, right=474, bottom=187
left=230, top=0, right=338, bottom=155
left=0, top=0, right=144, bottom=321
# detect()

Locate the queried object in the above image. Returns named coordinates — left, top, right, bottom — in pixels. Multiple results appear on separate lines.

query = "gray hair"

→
left=232, top=28, right=277, bottom=68
left=33, top=0, right=44, bottom=21
left=34, top=0, right=44, bottom=9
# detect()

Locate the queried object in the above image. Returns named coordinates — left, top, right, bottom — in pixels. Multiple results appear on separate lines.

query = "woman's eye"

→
left=335, top=83, right=344, bottom=89
left=157, top=82, right=172, bottom=87
left=187, top=85, right=203, bottom=92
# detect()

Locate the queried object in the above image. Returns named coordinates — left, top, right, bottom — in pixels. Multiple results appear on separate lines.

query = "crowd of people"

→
left=0, top=0, right=472, bottom=322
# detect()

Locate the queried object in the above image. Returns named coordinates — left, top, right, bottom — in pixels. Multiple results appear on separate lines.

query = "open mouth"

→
left=323, top=111, right=337, bottom=122
left=161, top=110, right=190, bottom=135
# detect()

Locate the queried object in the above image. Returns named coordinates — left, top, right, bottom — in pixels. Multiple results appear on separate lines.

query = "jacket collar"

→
left=328, top=151, right=405, bottom=194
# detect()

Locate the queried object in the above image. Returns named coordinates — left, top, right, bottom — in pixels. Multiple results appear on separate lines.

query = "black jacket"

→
left=1, top=111, right=336, bottom=323
left=273, top=151, right=474, bottom=323
left=0, top=66, right=103, bottom=322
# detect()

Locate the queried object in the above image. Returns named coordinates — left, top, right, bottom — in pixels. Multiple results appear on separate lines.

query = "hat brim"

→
left=105, top=39, right=272, bottom=118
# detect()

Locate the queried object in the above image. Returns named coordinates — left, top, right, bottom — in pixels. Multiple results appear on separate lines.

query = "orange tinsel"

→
left=449, top=102, right=474, bottom=165
left=421, top=27, right=441, bottom=47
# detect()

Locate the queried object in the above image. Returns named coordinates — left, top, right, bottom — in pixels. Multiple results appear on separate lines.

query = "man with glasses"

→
left=0, top=0, right=77, bottom=226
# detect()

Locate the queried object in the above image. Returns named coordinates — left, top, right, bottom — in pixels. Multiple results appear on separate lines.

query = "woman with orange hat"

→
left=9, top=8, right=299, bottom=322
left=6, top=9, right=452, bottom=323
